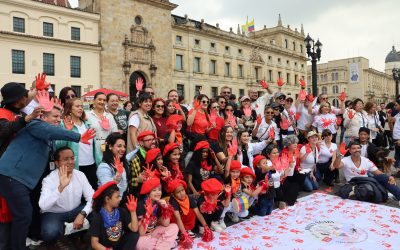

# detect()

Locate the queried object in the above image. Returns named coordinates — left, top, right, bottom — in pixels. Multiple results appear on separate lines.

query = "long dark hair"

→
left=102, top=133, right=127, bottom=166
left=191, top=148, right=213, bottom=168
left=135, top=92, right=152, bottom=111
left=59, top=87, right=77, bottom=106
left=218, top=125, right=233, bottom=156
left=93, top=184, right=119, bottom=212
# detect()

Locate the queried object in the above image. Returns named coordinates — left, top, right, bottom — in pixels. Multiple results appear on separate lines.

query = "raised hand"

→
left=36, top=90, right=54, bottom=112
left=270, top=155, right=283, bottom=171
left=58, top=165, right=72, bottom=191
left=54, top=97, right=63, bottom=110
left=336, top=117, right=343, bottom=126
left=228, top=139, right=238, bottom=156
left=339, top=142, right=348, bottom=155
left=228, top=112, right=237, bottom=127
left=63, top=115, right=74, bottom=130
left=299, top=89, right=307, bottom=101
left=193, top=99, right=201, bottom=110
left=80, top=128, right=96, bottom=144
left=136, top=77, right=144, bottom=91
left=256, top=114, right=262, bottom=125
left=35, top=73, right=50, bottom=90
left=307, top=94, right=314, bottom=103
left=259, top=80, right=268, bottom=89
left=199, top=86, right=206, bottom=95
left=277, top=78, right=285, bottom=87
left=268, top=127, right=275, bottom=140
left=338, top=91, right=346, bottom=102
left=295, top=112, right=301, bottom=121
left=299, top=79, right=306, bottom=88
left=280, top=153, right=290, bottom=170
left=144, top=198, right=157, bottom=217
left=173, top=103, right=181, bottom=111
left=243, top=107, right=252, bottom=117
left=99, top=116, right=110, bottom=130
left=280, top=118, right=290, bottom=130
left=125, top=194, right=138, bottom=212
left=347, top=110, right=355, bottom=119
left=113, top=156, right=124, bottom=174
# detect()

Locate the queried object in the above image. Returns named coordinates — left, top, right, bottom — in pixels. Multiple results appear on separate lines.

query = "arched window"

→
left=332, top=85, right=339, bottom=94
left=322, top=86, right=327, bottom=94
left=332, top=99, right=339, bottom=108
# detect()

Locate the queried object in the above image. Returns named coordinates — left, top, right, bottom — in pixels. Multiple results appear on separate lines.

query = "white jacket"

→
left=238, top=140, right=268, bottom=169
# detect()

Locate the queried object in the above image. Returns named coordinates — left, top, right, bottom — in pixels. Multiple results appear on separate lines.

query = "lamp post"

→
left=392, top=68, right=400, bottom=98
left=304, top=34, right=322, bottom=97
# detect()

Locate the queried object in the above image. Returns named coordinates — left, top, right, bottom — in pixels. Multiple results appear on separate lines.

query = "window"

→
left=294, top=62, right=297, bottom=67
left=335, top=72, right=339, bottom=81
left=239, top=89, right=245, bottom=97
left=13, top=17, right=25, bottom=33
left=71, top=27, right=80, bottom=41
left=225, top=46, right=230, bottom=53
left=238, top=48, right=242, bottom=55
left=300, top=45, right=303, bottom=53
left=278, top=71, right=282, bottom=78
left=268, top=56, right=272, bottom=62
left=254, top=67, right=260, bottom=81
left=278, top=58, right=281, bottom=64
left=301, top=64, right=304, bottom=69
left=332, top=99, right=339, bottom=108
left=12, top=50, right=25, bottom=74
left=43, top=22, right=53, bottom=37
left=211, top=87, right=218, bottom=97
left=176, top=35, right=182, bottom=43
left=175, top=54, right=183, bottom=70
left=224, top=62, right=230, bottom=77
left=70, top=56, right=81, bottom=78
left=194, top=57, right=201, bottom=73
left=194, top=39, right=200, bottom=47
left=333, top=85, right=339, bottom=94
left=195, top=85, right=202, bottom=96
left=210, top=60, right=216, bottom=74
left=238, top=64, right=243, bottom=78
left=293, top=41, right=296, bottom=51
left=331, top=73, right=334, bottom=81
left=284, top=39, right=288, bottom=48
left=322, top=86, right=327, bottom=94
left=210, top=42, right=216, bottom=49
left=287, top=73, right=290, bottom=84
left=268, top=70, right=273, bottom=81
left=295, top=75, right=298, bottom=85
left=177, top=84, right=184, bottom=97
left=43, top=53, right=55, bottom=76
left=71, top=85, right=81, bottom=98
left=286, top=60, right=290, bottom=65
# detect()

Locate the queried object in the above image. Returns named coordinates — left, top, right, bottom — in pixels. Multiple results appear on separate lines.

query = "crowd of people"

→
left=0, top=73, right=400, bottom=250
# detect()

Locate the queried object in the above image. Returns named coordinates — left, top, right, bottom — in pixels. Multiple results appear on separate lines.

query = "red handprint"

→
left=210, top=108, right=217, bottom=123
left=305, top=144, right=312, bottom=154
left=256, top=114, right=262, bottom=125
left=243, top=107, right=252, bottom=117
left=173, top=103, right=181, bottom=111
left=35, top=73, right=50, bottom=90
left=347, top=110, right=355, bottom=119
left=136, top=77, right=144, bottom=91
left=338, top=91, right=346, bottom=102
left=202, top=226, right=214, bottom=242
left=277, top=78, right=285, bottom=87
left=125, top=194, right=137, bottom=212
left=321, top=118, right=333, bottom=129
left=228, top=112, right=237, bottom=127
left=180, top=232, right=194, bottom=248
left=193, top=99, right=201, bottom=110
left=99, top=116, right=110, bottom=130
left=36, top=90, right=54, bottom=112
left=63, top=115, right=74, bottom=130
left=299, top=79, right=306, bottom=88
left=80, top=128, right=96, bottom=145
left=280, top=118, right=290, bottom=130
left=295, top=112, right=301, bottom=121
left=228, top=139, right=238, bottom=156
left=307, top=94, right=314, bottom=102
left=112, top=156, right=124, bottom=174
left=339, top=142, right=348, bottom=155
left=260, top=80, right=268, bottom=89
left=268, top=127, right=275, bottom=140
left=299, top=89, right=307, bottom=101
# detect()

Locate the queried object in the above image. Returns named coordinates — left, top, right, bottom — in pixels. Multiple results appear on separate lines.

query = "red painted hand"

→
left=125, top=194, right=138, bottom=212
left=99, top=116, right=110, bottom=130
left=260, top=80, right=268, bottom=89
left=338, top=91, right=346, bottom=102
left=80, top=128, right=96, bottom=144
left=113, top=156, right=124, bottom=174
left=277, top=78, right=285, bottom=87
left=256, top=114, right=262, bottom=125
left=36, top=90, right=54, bottom=112
left=193, top=99, right=201, bottom=110
left=307, top=94, right=314, bottom=102
left=295, top=112, right=301, bottom=121
left=280, top=118, right=290, bottom=130
left=348, top=110, right=355, bottom=119
left=268, top=127, right=275, bottom=140
left=63, top=115, right=74, bottom=130
left=339, top=142, right=348, bottom=155
left=299, top=79, right=306, bottom=88
left=136, top=77, right=144, bottom=91
left=173, top=103, right=181, bottom=111
left=243, top=107, right=252, bottom=117
left=299, top=89, right=307, bottom=101
left=35, top=73, right=50, bottom=90
left=228, top=139, right=238, bottom=157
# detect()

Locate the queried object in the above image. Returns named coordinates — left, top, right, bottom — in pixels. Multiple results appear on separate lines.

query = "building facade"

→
left=0, top=0, right=100, bottom=96
left=307, top=57, right=395, bottom=106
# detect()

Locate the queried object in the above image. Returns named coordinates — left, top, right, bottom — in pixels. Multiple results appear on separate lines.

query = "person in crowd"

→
left=339, top=100, right=353, bottom=144
left=354, top=127, right=378, bottom=164
left=253, top=154, right=275, bottom=216
left=364, top=101, right=383, bottom=145
left=197, top=178, right=230, bottom=232
left=127, top=93, right=156, bottom=152
left=236, top=129, right=268, bottom=170
left=87, top=92, right=118, bottom=157
left=294, top=93, right=314, bottom=144
left=273, top=92, right=287, bottom=108
left=333, top=141, right=400, bottom=205
left=343, top=98, right=367, bottom=145
left=163, top=143, right=184, bottom=180
left=135, top=178, right=179, bottom=250
left=312, top=93, right=345, bottom=115
left=219, top=86, right=231, bottom=100
left=216, top=96, right=228, bottom=116
left=234, top=96, right=257, bottom=131
left=315, top=129, right=337, bottom=186
left=223, top=103, right=238, bottom=130
left=22, top=75, right=50, bottom=115
left=165, top=100, right=176, bottom=117
left=312, top=102, right=338, bottom=142
left=167, top=179, right=213, bottom=247
left=387, top=101, right=396, bottom=151
left=128, top=131, right=157, bottom=196
left=58, top=86, right=78, bottom=107
left=167, top=89, right=188, bottom=115
left=249, top=84, right=273, bottom=115
left=299, top=131, right=320, bottom=192
left=150, top=98, right=167, bottom=142
left=239, top=167, right=264, bottom=216
left=207, top=100, right=226, bottom=143
left=0, top=105, right=95, bottom=250
left=211, top=125, right=234, bottom=165
left=0, top=82, right=43, bottom=249
left=107, top=93, right=130, bottom=137
left=165, top=114, right=184, bottom=148
left=58, top=98, right=101, bottom=189
left=252, top=105, right=279, bottom=144
left=97, top=133, right=129, bottom=198
left=271, top=103, right=283, bottom=148
left=39, top=147, right=94, bottom=249
left=90, top=181, right=139, bottom=250
left=123, top=101, right=133, bottom=112
left=187, top=94, right=212, bottom=150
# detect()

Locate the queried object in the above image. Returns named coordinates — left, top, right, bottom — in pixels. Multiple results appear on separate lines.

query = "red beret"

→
left=201, top=178, right=223, bottom=195
left=253, top=155, right=266, bottom=167
left=230, top=160, right=241, bottom=171
left=166, top=114, right=184, bottom=127
left=167, top=179, right=187, bottom=194
left=140, top=178, right=161, bottom=195
left=137, top=131, right=156, bottom=142
left=240, top=167, right=256, bottom=179
left=146, top=148, right=161, bottom=164
left=194, top=141, right=210, bottom=152
left=163, top=143, right=179, bottom=156
left=93, top=181, right=118, bottom=199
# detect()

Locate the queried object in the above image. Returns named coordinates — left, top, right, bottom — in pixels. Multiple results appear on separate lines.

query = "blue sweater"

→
left=0, top=119, right=81, bottom=189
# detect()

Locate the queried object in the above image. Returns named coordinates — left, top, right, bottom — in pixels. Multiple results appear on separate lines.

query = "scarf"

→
left=175, top=131, right=183, bottom=145
left=175, top=195, right=190, bottom=215
left=231, top=177, right=241, bottom=195
left=170, top=163, right=184, bottom=180
left=200, top=159, right=212, bottom=171
left=100, top=207, right=120, bottom=229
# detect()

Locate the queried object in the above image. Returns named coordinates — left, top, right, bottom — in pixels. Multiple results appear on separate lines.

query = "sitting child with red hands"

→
left=239, top=167, right=265, bottom=218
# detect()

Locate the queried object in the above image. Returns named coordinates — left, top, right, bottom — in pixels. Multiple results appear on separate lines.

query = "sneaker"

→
left=210, top=221, right=223, bottom=232
left=240, top=214, right=251, bottom=221
left=198, top=226, right=204, bottom=234
left=219, top=219, right=227, bottom=229
left=187, top=230, right=196, bottom=238
left=227, top=212, right=240, bottom=223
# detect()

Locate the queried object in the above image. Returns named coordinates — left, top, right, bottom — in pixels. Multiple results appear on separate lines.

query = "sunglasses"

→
left=155, top=105, right=164, bottom=108
left=225, top=109, right=233, bottom=112
left=321, top=97, right=328, bottom=100
left=222, top=91, right=231, bottom=94
left=201, top=100, right=209, bottom=104
left=278, top=97, right=286, bottom=100
left=265, top=112, right=274, bottom=114
left=65, top=94, right=76, bottom=99
left=219, top=101, right=226, bottom=104
left=212, top=106, right=220, bottom=109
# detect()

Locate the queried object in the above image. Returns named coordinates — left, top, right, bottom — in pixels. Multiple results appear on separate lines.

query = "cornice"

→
left=135, top=0, right=177, bottom=10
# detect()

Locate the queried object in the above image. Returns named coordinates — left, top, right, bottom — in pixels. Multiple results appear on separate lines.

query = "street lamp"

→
left=304, top=34, right=322, bottom=97
left=392, top=68, right=400, bottom=97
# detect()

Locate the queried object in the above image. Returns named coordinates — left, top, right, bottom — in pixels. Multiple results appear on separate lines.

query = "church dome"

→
left=385, top=46, right=400, bottom=63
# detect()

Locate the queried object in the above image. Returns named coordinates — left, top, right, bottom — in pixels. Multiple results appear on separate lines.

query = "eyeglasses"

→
left=155, top=105, right=164, bottom=108
left=65, top=94, right=76, bottom=99
left=274, top=108, right=280, bottom=111
left=212, top=106, right=220, bottom=109
left=201, top=100, right=209, bottom=104
left=146, top=91, right=155, bottom=95
left=222, top=91, right=231, bottom=94
left=60, top=156, right=75, bottom=162
left=321, top=97, right=328, bottom=100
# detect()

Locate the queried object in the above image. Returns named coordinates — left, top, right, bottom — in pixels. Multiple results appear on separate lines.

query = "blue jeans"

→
left=303, top=173, right=319, bottom=192
left=41, top=204, right=85, bottom=243
left=255, top=196, right=274, bottom=216
left=373, top=174, right=400, bottom=200
left=0, top=174, right=32, bottom=250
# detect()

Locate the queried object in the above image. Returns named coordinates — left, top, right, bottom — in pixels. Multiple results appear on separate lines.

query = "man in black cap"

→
left=0, top=82, right=43, bottom=250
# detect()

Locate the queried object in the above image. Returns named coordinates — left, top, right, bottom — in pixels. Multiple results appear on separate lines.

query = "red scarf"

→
left=200, top=160, right=212, bottom=171
left=231, top=177, right=241, bottom=195
left=175, top=131, right=183, bottom=145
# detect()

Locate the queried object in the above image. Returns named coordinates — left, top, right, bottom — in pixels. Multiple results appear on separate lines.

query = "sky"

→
left=69, top=0, right=400, bottom=71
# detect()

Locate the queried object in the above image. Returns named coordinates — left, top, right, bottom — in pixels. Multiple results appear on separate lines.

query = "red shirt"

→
left=208, top=117, right=225, bottom=141
left=187, top=110, right=210, bottom=135
left=152, top=116, right=168, bottom=139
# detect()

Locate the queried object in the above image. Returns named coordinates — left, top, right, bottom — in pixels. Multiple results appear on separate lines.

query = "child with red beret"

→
left=163, top=143, right=184, bottom=180
left=135, top=177, right=179, bottom=250
left=185, top=140, right=223, bottom=198
left=90, top=181, right=139, bottom=250
left=240, top=167, right=266, bottom=218
left=197, top=178, right=230, bottom=233
left=145, top=148, right=172, bottom=195
left=168, top=179, right=213, bottom=248
left=165, top=114, right=184, bottom=147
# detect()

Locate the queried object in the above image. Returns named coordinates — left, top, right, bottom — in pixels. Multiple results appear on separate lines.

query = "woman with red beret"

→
left=167, top=179, right=213, bottom=248
left=90, top=181, right=139, bottom=250
left=135, top=178, right=179, bottom=250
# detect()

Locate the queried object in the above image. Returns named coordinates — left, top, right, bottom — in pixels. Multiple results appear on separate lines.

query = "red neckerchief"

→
left=201, top=160, right=212, bottom=171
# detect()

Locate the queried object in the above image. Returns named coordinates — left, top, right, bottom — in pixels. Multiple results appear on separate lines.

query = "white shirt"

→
left=21, top=99, right=39, bottom=115
left=393, top=113, right=400, bottom=140
left=76, top=122, right=95, bottom=166
left=366, top=113, right=380, bottom=140
left=266, top=160, right=282, bottom=188
left=360, top=144, right=368, bottom=158
left=312, top=113, right=337, bottom=134
left=319, top=141, right=337, bottom=163
left=296, top=104, right=313, bottom=131
left=255, top=120, right=279, bottom=141
left=299, top=145, right=320, bottom=172
left=341, top=156, right=378, bottom=182
left=39, top=169, right=94, bottom=214
left=86, top=110, right=118, bottom=155
left=312, top=104, right=341, bottom=115
left=128, top=113, right=140, bottom=128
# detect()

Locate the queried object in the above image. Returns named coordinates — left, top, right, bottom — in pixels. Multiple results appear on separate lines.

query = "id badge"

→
left=101, top=143, right=106, bottom=152
left=49, top=162, right=56, bottom=171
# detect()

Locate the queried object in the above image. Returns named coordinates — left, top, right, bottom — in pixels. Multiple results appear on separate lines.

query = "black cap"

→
left=1, top=82, right=29, bottom=106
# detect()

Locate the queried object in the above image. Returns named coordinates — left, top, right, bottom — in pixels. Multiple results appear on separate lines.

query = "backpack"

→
left=336, top=177, right=388, bottom=203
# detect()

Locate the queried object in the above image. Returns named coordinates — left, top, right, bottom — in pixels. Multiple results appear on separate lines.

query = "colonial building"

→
left=79, top=0, right=308, bottom=101
left=307, top=57, right=395, bottom=106
left=0, top=0, right=100, bottom=96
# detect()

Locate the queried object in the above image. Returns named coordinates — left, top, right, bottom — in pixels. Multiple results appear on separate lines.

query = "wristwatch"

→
left=80, top=211, right=87, bottom=218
